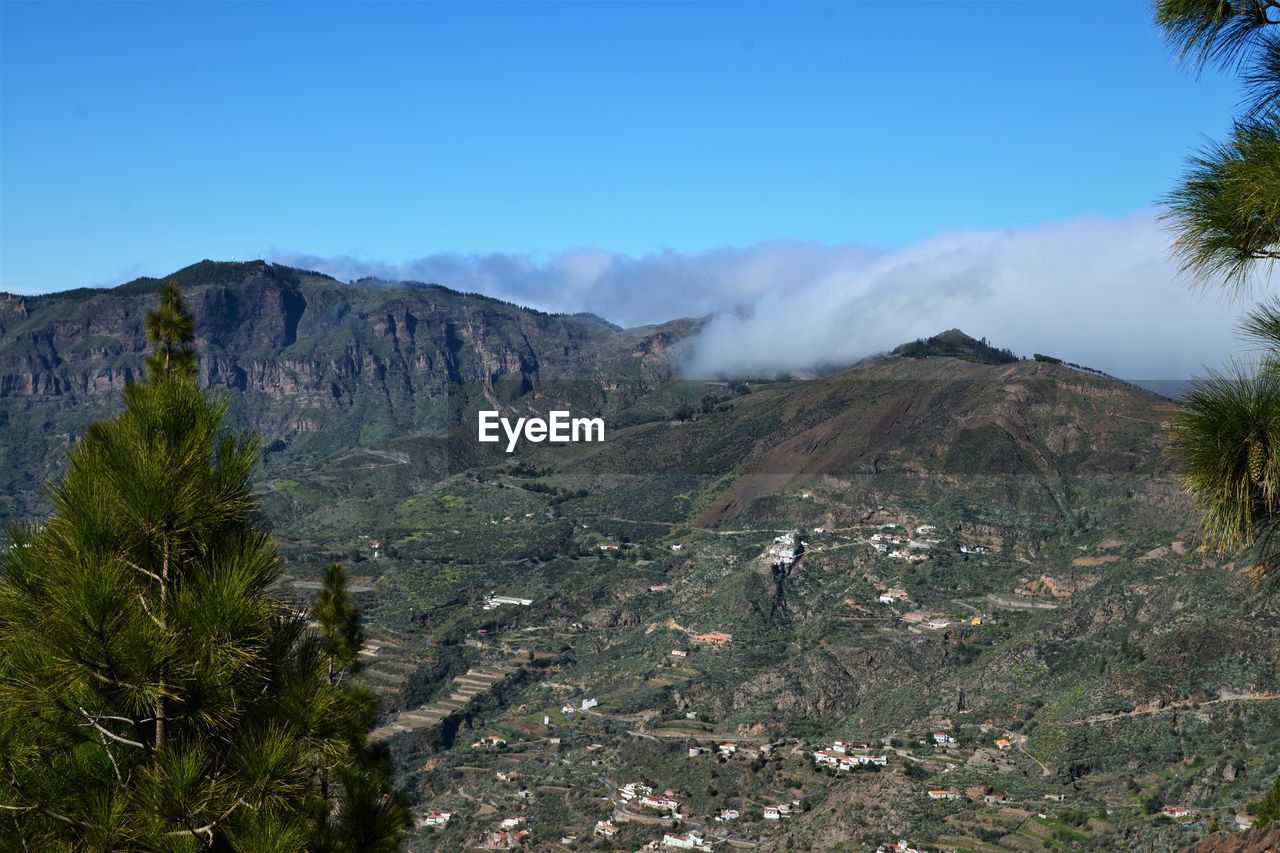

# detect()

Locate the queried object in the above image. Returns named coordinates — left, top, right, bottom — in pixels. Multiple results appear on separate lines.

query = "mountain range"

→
left=2, top=261, right=1278, bottom=852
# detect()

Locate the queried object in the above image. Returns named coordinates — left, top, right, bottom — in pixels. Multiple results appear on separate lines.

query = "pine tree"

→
left=1157, top=1, right=1280, bottom=574
left=0, top=283, right=407, bottom=849
left=313, top=564, right=365, bottom=683
left=1157, top=0, right=1280, bottom=827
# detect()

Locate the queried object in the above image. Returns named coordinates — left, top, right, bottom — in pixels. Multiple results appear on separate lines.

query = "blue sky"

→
left=0, top=0, right=1242, bottom=295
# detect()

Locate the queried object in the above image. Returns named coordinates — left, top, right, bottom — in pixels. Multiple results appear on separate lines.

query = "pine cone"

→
left=1248, top=436, right=1267, bottom=485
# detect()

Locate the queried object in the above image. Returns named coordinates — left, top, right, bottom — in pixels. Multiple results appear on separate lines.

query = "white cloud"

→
left=276, top=210, right=1251, bottom=381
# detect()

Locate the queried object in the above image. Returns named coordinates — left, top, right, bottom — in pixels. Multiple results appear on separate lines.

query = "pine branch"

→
left=76, top=707, right=145, bottom=749
left=165, top=798, right=249, bottom=845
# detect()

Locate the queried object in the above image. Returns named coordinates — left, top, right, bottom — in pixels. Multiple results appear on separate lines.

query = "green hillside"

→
left=1, top=266, right=1276, bottom=851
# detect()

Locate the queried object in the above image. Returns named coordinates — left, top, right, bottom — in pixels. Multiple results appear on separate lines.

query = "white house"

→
left=619, top=782, right=652, bottom=801
left=581, top=698, right=598, bottom=711
left=594, top=820, right=620, bottom=838
left=416, top=810, right=452, bottom=828
left=484, top=594, right=533, bottom=610
left=927, top=789, right=961, bottom=800
left=715, top=809, right=740, bottom=822
left=662, top=831, right=708, bottom=850
left=639, top=794, right=680, bottom=812
left=813, top=750, right=841, bottom=767
left=763, top=805, right=783, bottom=820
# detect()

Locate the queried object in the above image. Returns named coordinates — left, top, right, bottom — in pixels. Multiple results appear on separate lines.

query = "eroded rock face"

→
left=1187, top=822, right=1280, bottom=853
left=0, top=260, right=694, bottom=521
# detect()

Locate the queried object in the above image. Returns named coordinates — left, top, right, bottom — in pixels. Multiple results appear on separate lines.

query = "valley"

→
left=2, top=264, right=1278, bottom=851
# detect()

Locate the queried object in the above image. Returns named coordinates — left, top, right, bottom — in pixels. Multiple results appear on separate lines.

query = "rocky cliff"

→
left=0, top=260, right=693, bottom=522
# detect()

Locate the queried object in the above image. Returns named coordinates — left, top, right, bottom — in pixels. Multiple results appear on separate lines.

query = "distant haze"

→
left=279, top=211, right=1246, bottom=382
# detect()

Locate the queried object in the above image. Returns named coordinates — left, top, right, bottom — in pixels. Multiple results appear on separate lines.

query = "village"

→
left=403, top=703, right=1222, bottom=852
left=323, top=491, right=1256, bottom=852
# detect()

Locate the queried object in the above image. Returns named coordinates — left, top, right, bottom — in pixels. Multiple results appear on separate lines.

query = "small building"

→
left=619, top=783, right=651, bottom=800
left=994, top=738, right=1011, bottom=750
left=594, top=820, right=620, bottom=838
left=718, top=743, right=737, bottom=757
left=927, top=789, right=962, bottom=800
left=931, top=731, right=954, bottom=745
left=639, top=794, right=680, bottom=812
left=580, top=698, right=598, bottom=711
left=763, top=805, right=783, bottom=820
left=670, top=648, right=688, bottom=658
left=415, top=809, right=453, bottom=828
left=693, top=632, right=731, bottom=645
left=1161, top=805, right=1200, bottom=819
left=880, top=842, right=924, bottom=853
left=662, top=831, right=708, bottom=850
left=813, top=749, right=841, bottom=768
left=650, top=583, right=671, bottom=593
left=483, top=594, right=533, bottom=610
left=670, top=543, right=683, bottom=552
left=715, top=809, right=740, bottom=822
left=472, top=735, right=507, bottom=750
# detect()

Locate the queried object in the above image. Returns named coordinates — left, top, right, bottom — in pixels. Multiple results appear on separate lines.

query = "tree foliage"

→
left=0, top=284, right=406, bottom=849
left=1156, top=0, right=1280, bottom=286
left=1159, top=1, right=1280, bottom=578
left=1257, top=774, right=1280, bottom=827
left=313, top=563, right=365, bottom=681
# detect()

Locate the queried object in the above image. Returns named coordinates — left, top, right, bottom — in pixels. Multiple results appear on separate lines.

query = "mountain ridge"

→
left=2, top=261, right=1278, bottom=850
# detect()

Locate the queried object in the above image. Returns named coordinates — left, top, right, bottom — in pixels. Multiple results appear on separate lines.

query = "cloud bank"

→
left=276, top=211, right=1248, bottom=381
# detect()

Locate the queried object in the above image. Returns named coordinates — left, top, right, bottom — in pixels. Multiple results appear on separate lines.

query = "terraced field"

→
left=371, top=664, right=518, bottom=741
